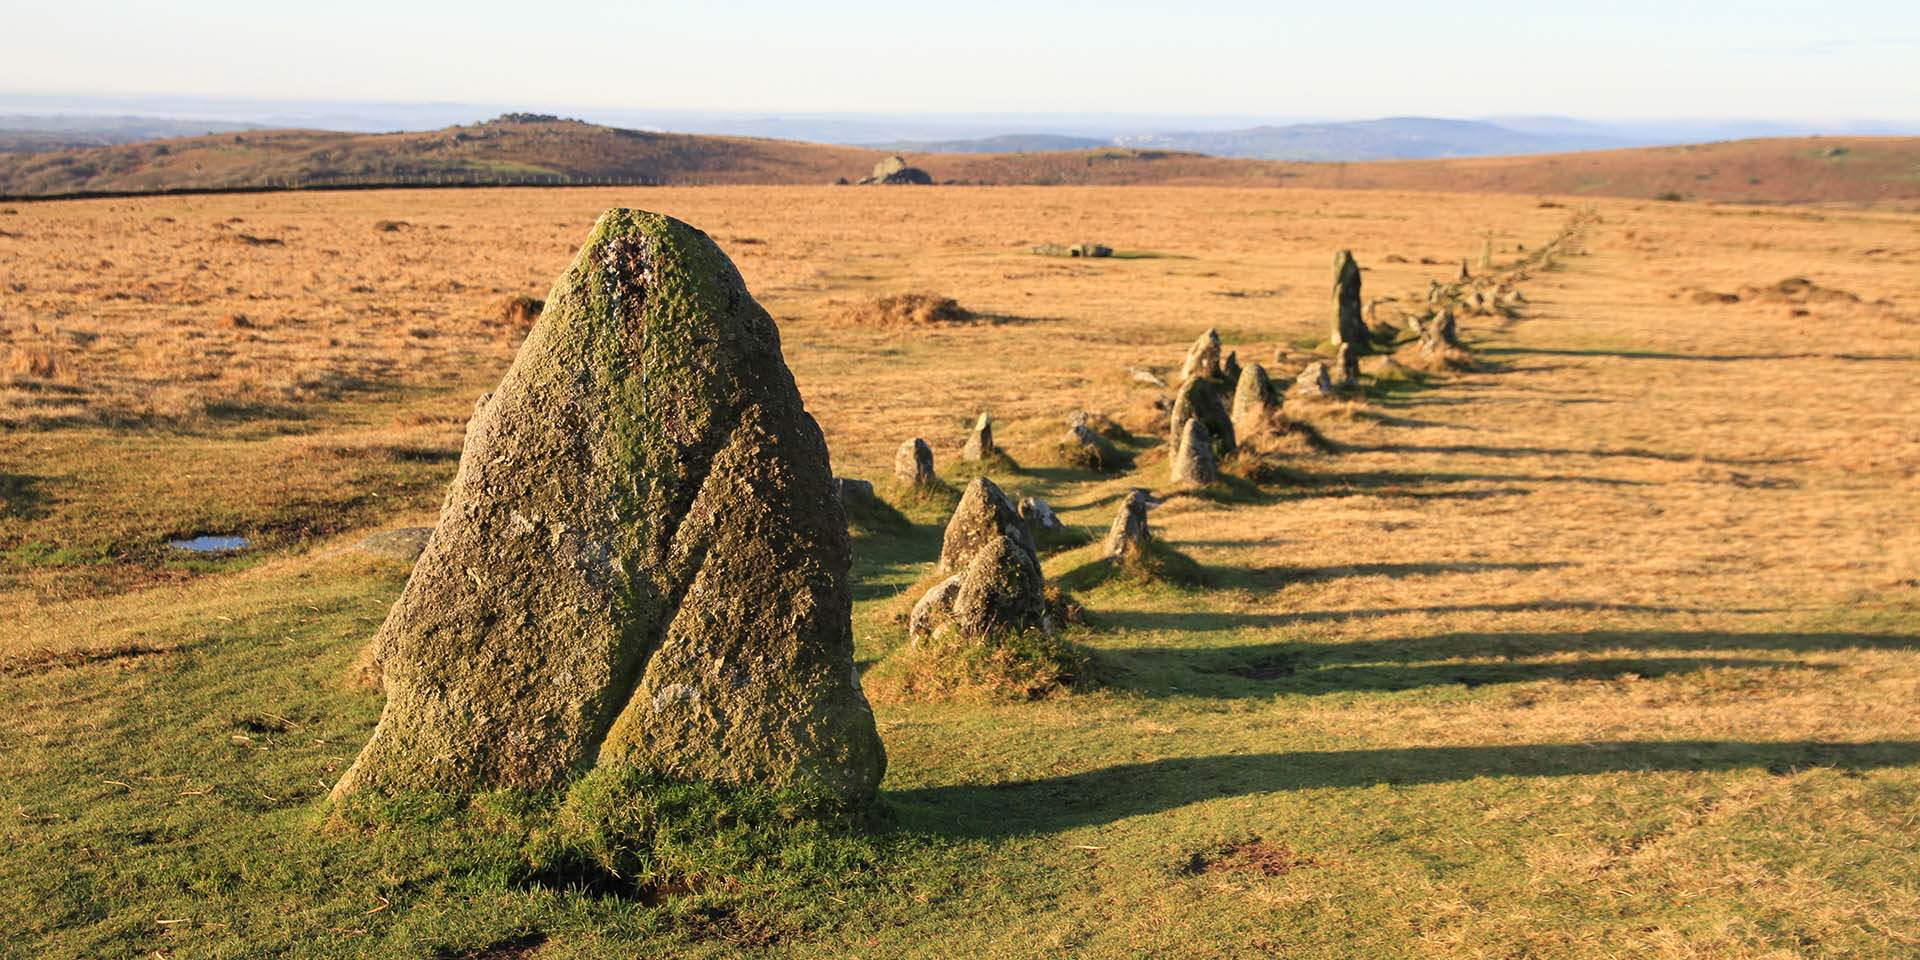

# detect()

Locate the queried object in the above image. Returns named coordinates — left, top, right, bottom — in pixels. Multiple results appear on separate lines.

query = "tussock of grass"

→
left=826, top=293, right=978, bottom=329
left=1058, top=539, right=1207, bottom=592
left=864, top=626, right=1091, bottom=703
left=329, top=769, right=883, bottom=933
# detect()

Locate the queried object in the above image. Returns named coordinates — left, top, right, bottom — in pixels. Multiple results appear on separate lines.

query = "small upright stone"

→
left=1421, top=306, right=1464, bottom=354
left=1458, top=259, right=1472, bottom=283
left=1170, top=418, right=1218, bottom=485
left=1222, top=350, right=1242, bottom=385
left=1180, top=328, right=1224, bottom=383
left=1169, top=377, right=1236, bottom=458
left=1290, top=361, right=1335, bottom=400
left=1231, top=362, right=1278, bottom=436
left=893, top=437, right=936, bottom=486
left=1101, top=489, right=1152, bottom=562
left=939, top=476, right=1035, bottom=574
left=961, top=412, right=994, bottom=461
left=1331, top=250, right=1371, bottom=358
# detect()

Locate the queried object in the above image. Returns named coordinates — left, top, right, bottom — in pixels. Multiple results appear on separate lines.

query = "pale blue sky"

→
left=4, top=0, right=1916, bottom=119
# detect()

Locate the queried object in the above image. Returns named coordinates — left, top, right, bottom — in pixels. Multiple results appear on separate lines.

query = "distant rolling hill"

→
left=3, top=115, right=1918, bottom=209
left=871, top=134, right=1111, bottom=154
left=1116, top=117, right=1638, bottom=161
left=0, top=114, right=259, bottom=154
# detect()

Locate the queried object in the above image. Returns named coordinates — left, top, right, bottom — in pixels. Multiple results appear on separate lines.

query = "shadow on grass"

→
left=1330, top=440, right=1802, bottom=467
left=1091, top=604, right=1788, bottom=634
left=893, top=739, right=1920, bottom=837
left=1482, top=346, right=1920, bottom=364
left=0, top=472, right=52, bottom=521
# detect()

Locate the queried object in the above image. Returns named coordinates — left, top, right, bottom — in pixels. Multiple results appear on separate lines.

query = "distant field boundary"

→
left=0, top=174, right=679, bottom=204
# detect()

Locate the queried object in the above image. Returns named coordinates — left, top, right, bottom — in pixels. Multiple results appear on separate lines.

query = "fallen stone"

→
left=893, top=437, right=935, bottom=486
left=1128, top=367, right=1168, bottom=387
left=331, top=209, right=885, bottom=802
left=354, top=526, right=433, bottom=563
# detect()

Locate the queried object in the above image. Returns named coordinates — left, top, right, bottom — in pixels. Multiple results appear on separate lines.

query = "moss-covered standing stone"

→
left=1169, top=377, right=1236, bottom=458
left=1332, top=250, right=1371, bottom=357
left=332, top=209, right=885, bottom=802
left=938, top=477, right=1034, bottom=574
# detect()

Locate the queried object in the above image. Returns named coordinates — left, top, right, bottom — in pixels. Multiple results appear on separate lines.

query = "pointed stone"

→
left=1458, top=258, right=1472, bottom=283
left=1231, top=362, right=1278, bottom=437
left=1331, top=250, right=1370, bottom=357
left=332, top=209, right=884, bottom=801
left=1102, top=489, right=1153, bottom=562
left=1180, top=328, right=1223, bottom=383
left=951, top=534, right=1050, bottom=638
left=893, top=437, right=935, bottom=486
left=1170, top=418, right=1218, bottom=485
left=961, top=412, right=994, bottom=461
left=1169, top=377, right=1236, bottom=458
left=1289, top=361, right=1335, bottom=400
left=1221, top=350, right=1241, bottom=385
left=938, top=476, right=1035, bottom=574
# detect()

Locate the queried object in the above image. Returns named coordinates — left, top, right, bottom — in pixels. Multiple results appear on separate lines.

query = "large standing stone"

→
left=1169, top=377, right=1236, bottom=458
left=938, top=476, right=1035, bottom=574
left=1101, top=489, right=1152, bottom=562
left=893, top=437, right=935, bottom=486
left=331, top=209, right=885, bottom=801
left=1180, top=328, right=1224, bottom=383
left=961, top=412, right=995, bottom=461
left=1170, top=418, right=1218, bottom=485
left=1332, top=251, right=1371, bottom=357
left=1230, top=363, right=1278, bottom=436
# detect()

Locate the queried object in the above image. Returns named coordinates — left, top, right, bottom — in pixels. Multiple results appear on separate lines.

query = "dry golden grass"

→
left=1, top=184, right=1918, bottom=957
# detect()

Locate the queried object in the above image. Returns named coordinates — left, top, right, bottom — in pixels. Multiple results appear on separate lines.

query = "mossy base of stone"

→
left=842, top=491, right=913, bottom=536
left=1060, top=538, right=1207, bottom=591
left=1053, top=438, right=1129, bottom=472
left=878, top=479, right=962, bottom=522
left=864, top=627, right=1092, bottom=703
left=946, top=449, right=1021, bottom=479
left=327, top=766, right=879, bottom=907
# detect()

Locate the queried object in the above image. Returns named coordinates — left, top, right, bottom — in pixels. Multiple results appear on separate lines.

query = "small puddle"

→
left=167, top=535, right=250, bottom=554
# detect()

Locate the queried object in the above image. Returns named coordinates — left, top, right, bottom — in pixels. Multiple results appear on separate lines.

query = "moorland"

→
left=1, top=183, right=1917, bottom=958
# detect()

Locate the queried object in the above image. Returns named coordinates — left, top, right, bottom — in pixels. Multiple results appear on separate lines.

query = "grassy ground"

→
left=1, top=186, right=1917, bottom=958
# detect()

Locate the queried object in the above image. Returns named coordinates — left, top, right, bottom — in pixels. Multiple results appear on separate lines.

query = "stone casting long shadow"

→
left=891, top=740, right=1920, bottom=838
